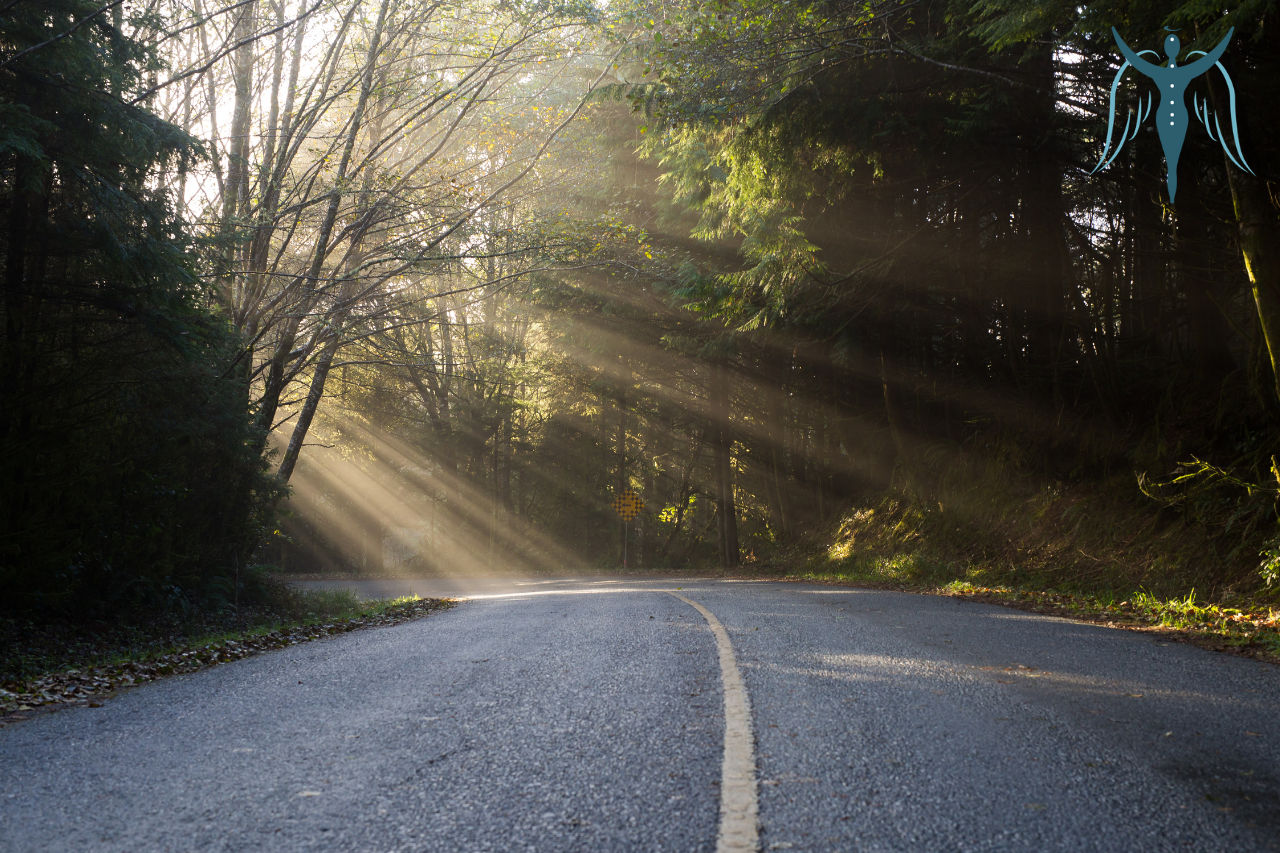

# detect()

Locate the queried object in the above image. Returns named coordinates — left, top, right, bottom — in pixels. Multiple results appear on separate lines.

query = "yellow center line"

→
left=668, top=591, right=759, bottom=853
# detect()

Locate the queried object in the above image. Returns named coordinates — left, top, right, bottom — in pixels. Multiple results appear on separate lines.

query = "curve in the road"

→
left=669, top=591, right=759, bottom=853
left=6, top=576, right=1277, bottom=852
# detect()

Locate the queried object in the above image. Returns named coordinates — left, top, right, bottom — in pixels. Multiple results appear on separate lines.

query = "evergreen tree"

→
left=0, top=0, right=282, bottom=611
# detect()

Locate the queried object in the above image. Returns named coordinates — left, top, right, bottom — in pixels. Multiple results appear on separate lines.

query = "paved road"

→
left=1, top=577, right=1277, bottom=852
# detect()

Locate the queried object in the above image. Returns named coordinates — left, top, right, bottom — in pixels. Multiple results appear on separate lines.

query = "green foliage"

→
left=1259, top=537, right=1280, bottom=587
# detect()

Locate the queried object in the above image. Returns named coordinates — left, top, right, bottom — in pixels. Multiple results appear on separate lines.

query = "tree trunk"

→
left=1233, top=173, right=1280, bottom=405
left=276, top=336, right=339, bottom=483
left=365, top=519, right=385, bottom=574
left=711, top=360, right=740, bottom=568
left=617, top=386, right=627, bottom=566
left=1217, top=157, right=1280, bottom=403
left=218, top=0, right=256, bottom=307
left=640, top=415, right=655, bottom=568
left=1020, top=45, right=1068, bottom=388
left=1207, top=64, right=1280, bottom=403
left=1174, top=172, right=1234, bottom=382
left=814, top=396, right=828, bottom=521
left=1128, top=136, right=1164, bottom=360
left=2, top=157, right=32, bottom=531
left=659, top=430, right=704, bottom=564
left=764, top=369, right=792, bottom=540
left=880, top=349, right=907, bottom=463
left=500, top=400, right=513, bottom=513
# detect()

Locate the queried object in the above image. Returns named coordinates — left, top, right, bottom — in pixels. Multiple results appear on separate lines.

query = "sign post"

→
left=610, top=489, right=645, bottom=569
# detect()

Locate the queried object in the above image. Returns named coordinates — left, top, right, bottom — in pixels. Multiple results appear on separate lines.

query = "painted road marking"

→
left=668, top=592, right=759, bottom=853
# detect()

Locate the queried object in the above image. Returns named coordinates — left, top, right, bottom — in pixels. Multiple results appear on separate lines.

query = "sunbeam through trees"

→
left=4, top=0, right=1280, bottom=615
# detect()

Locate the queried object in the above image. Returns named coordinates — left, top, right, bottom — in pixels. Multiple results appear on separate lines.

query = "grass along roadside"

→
left=715, top=491, right=1280, bottom=664
left=0, top=591, right=454, bottom=725
left=775, top=557, right=1280, bottom=663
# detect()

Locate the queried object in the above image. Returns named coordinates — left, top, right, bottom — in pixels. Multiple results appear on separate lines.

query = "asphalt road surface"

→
left=1, top=576, right=1277, bottom=852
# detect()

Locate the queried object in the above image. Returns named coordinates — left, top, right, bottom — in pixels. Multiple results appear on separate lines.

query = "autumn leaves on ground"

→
left=0, top=584, right=454, bottom=723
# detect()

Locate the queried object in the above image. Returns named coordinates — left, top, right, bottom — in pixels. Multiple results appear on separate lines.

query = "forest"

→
left=4, top=0, right=1280, bottom=616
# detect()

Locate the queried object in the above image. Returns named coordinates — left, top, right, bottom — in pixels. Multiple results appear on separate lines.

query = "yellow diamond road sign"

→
left=611, top=489, right=644, bottom=521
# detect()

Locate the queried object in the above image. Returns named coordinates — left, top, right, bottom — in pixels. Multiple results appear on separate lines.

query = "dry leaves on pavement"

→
left=0, top=597, right=453, bottom=725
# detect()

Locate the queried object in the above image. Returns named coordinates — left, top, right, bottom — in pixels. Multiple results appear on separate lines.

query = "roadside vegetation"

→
left=0, top=587, right=451, bottom=722
left=739, top=490, right=1280, bottom=662
left=2, top=581, right=358, bottom=685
